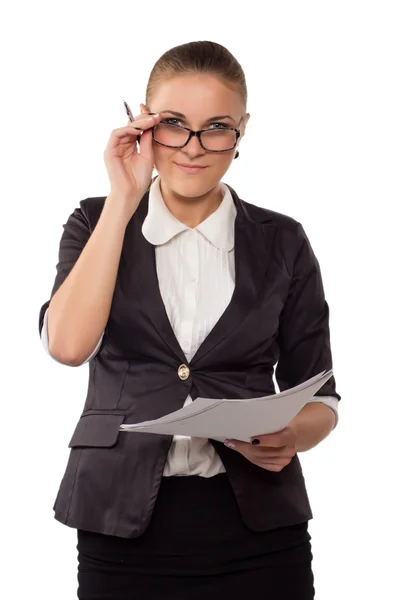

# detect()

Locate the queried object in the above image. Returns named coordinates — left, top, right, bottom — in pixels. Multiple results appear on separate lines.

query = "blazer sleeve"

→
left=275, top=222, right=341, bottom=401
left=38, top=201, right=105, bottom=362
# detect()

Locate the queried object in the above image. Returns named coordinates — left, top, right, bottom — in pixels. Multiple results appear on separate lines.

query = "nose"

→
left=183, top=134, right=206, bottom=157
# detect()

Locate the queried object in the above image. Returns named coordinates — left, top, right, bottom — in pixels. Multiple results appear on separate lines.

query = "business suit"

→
left=39, top=181, right=340, bottom=537
left=39, top=181, right=340, bottom=596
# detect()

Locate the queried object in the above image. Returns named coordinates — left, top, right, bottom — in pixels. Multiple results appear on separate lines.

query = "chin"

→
left=171, top=178, right=215, bottom=198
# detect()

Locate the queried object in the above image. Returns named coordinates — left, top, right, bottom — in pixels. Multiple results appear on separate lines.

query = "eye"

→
left=209, top=122, right=230, bottom=129
left=161, top=118, right=184, bottom=126
left=161, top=118, right=230, bottom=130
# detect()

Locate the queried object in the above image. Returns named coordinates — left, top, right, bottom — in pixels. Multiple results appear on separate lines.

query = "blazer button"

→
left=178, top=364, right=190, bottom=380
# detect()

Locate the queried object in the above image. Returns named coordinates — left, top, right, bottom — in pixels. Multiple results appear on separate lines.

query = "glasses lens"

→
left=200, top=129, right=237, bottom=151
left=153, top=123, right=189, bottom=147
left=153, top=123, right=237, bottom=151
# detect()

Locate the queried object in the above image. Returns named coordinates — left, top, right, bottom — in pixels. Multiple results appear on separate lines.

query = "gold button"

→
left=178, top=364, right=190, bottom=380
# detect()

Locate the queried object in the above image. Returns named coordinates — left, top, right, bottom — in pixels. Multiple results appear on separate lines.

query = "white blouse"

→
left=41, top=176, right=339, bottom=477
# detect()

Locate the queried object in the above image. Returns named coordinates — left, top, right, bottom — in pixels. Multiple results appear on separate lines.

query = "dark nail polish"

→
left=251, top=439, right=260, bottom=445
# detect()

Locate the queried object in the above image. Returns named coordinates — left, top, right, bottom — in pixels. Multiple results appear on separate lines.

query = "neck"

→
left=159, top=179, right=223, bottom=228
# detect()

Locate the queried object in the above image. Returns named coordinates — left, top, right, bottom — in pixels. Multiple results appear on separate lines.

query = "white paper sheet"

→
left=119, top=369, right=334, bottom=443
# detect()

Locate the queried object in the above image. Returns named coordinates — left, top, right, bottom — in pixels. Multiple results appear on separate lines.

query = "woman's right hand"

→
left=103, top=106, right=162, bottom=218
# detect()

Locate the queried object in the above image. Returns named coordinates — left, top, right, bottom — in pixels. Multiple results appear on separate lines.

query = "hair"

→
left=146, top=40, right=247, bottom=108
left=145, top=41, right=247, bottom=189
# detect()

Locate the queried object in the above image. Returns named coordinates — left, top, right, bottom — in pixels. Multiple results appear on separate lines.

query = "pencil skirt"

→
left=76, top=473, right=315, bottom=600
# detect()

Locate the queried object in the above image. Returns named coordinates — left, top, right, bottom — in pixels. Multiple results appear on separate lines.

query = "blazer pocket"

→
left=68, top=411, right=127, bottom=448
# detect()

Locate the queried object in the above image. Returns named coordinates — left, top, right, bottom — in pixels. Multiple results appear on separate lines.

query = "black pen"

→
left=123, top=100, right=134, bottom=122
left=123, top=101, right=157, bottom=143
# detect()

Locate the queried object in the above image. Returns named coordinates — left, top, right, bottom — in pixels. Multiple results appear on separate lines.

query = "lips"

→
left=175, top=163, right=208, bottom=174
left=176, top=163, right=207, bottom=168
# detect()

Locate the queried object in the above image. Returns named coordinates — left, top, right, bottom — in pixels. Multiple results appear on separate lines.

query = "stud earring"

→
left=234, top=150, right=240, bottom=159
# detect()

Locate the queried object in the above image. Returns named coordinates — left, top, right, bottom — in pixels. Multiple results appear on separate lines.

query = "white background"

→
left=1, top=1, right=399, bottom=598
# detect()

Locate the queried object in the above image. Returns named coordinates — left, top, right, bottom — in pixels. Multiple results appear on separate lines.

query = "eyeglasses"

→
left=151, top=117, right=243, bottom=152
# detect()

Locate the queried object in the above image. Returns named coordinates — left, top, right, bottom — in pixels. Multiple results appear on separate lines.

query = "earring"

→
left=234, top=150, right=240, bottom=159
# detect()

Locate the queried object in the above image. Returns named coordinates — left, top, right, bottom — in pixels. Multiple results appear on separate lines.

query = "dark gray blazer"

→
left=38, top=184, right=340, bottom=539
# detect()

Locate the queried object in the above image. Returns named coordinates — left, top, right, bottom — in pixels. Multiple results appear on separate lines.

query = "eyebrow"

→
left=159, top=110, right=235, bottom=124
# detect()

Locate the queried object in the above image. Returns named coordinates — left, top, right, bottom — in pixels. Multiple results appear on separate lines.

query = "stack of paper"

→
left=120, top=369, right=334, bottom=443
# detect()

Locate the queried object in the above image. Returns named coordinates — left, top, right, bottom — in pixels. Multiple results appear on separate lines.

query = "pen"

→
left=123, top=101, right=157, bottom=143
left=123, top=100, right=134, bottom=123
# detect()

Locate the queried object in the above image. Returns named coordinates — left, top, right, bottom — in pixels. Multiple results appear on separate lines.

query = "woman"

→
left=39, top=41, right=341, bottom=600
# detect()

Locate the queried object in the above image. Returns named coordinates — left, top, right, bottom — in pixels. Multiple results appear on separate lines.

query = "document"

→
left=119, top=369, right=334, bottom=443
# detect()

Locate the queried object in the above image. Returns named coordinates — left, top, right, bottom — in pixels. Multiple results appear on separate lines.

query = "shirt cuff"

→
left=307, top=396, right=339, bottom=429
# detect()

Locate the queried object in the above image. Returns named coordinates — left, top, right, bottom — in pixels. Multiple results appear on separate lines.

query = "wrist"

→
left=104, top=195, right=136, bottom=228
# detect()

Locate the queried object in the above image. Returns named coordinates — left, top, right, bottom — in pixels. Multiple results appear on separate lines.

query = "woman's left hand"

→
left=224, top=426, right=298, bottom=472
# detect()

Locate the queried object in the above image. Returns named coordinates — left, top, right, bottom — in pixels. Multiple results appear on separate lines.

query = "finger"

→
left=257, top=450, right=296, bottom=462
left=131, top=109, right=158, bottom=123
left=129, top=113, right=160, bottom=131
left=224, top=440, right=295, bottom=463
left=136, top=128, right=154, bottom=160
left=253, top=455, right=294, bottom=470
left=252, top=427, right=296, bottom=448
left=126, top=109, right=149, bottom=125
left=232, top=443, right=286, bottom=457
left=112, top=115, right=160, bottom=140
left=224, top=439, right=281, bottom=452
left=224, top=439, right=260, bottom=454
left=104, top=121, right=155, bottom=157
left=224, top=439, right=244, bottom=451
left=252, top=447, right=296, bottom=459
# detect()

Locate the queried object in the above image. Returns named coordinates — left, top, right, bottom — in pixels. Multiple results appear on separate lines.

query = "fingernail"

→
left=224, top=440, right=236, bottom=449
left=251, top=439, right=260, bottom=445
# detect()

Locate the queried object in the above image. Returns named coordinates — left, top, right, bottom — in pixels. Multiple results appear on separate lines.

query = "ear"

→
left=240, top=112, right=251, bottom=138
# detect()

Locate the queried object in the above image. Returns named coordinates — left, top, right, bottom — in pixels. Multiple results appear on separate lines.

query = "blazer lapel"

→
left=121, top=186, right=277, bottom=365
left=191, top=186, right=277, bottom=365
left=121, top=192, right=187, bottom=362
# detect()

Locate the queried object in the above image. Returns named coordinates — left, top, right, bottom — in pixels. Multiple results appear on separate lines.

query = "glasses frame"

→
left=151, top=117, right=243, bottom=152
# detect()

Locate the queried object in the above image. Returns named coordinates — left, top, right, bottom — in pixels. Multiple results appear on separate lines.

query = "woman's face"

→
left=146, top=73, right=250, bottom=198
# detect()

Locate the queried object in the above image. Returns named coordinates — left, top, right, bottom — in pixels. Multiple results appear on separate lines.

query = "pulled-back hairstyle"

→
left=145, top=41, right=247, bottom=188
left=146, top=40, right=247, bottom=108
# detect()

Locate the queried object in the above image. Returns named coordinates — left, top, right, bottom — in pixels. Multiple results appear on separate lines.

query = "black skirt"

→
left=77, top=473, right=315, bottom=600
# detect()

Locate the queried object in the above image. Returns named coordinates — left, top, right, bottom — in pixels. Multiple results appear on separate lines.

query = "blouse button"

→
left=178, top=364, right=190, bottom=380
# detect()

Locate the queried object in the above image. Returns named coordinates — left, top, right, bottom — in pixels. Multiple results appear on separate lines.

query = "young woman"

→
left=39, top=40, right=341, bottom=600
